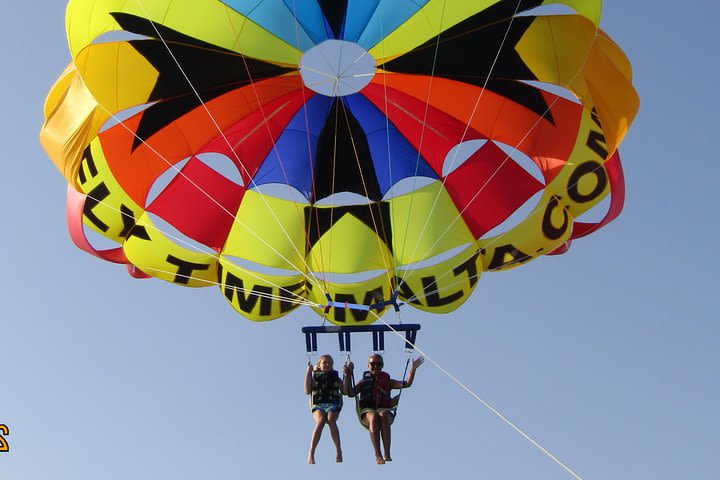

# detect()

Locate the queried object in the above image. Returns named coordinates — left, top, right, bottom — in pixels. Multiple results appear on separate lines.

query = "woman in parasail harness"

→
left=343, top=353, right=424, bottom=464
left=304, top=354, right=344, bottom=463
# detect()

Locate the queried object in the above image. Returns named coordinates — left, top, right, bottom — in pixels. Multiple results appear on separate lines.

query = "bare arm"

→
left=304, top=363, right=313, bottom=395
left=391, top=356, right=424, bottom=389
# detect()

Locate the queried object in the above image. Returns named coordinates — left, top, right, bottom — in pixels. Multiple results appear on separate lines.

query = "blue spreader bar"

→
left=302, top=324, right=421, bottom=354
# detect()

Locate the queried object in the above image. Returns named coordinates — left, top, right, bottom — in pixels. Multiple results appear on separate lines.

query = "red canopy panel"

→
left=147, top=156, right=245, bottom=251
left=444, top=141, right=543, bottom=238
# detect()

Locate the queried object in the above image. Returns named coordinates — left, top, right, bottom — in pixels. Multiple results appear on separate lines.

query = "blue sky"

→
left=1, top=2, right=718, bottom=479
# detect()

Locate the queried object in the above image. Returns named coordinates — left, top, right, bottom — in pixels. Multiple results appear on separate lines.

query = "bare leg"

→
left=364, top=411, right=385, bottom=464
left=308, top=409, right=327, bottom=464
left=326, top=411, right=342, bottom=462
left=380, top=411, right=392, bottom=461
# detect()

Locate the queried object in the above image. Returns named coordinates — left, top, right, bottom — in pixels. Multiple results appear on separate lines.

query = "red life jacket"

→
left=358, top=371, right=392, bottom=408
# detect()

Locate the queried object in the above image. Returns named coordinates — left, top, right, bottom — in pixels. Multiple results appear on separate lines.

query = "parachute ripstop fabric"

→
left=41, top=0, right=638, bottom=324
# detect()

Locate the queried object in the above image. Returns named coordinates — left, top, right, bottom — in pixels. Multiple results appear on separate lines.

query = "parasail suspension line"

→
left=373, top=313, right=586, bottom=480
left=132, top=0, right=328, bottom=295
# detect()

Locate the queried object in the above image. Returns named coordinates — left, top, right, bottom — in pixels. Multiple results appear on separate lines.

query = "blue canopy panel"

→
left=344, top=94, right=437, bottom=196
left=349, top=0, right=431, bottom=50
left=251, top=94, right=333, bottom=199
left=221, top=0, right=319, bottom=52
left=281, top=0, right=333, bottom=45
left=342, top=0, right=380, bottom=42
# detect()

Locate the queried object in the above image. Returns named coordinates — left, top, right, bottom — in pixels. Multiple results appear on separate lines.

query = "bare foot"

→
left=308, top=455, right=315, bottom=464
left=336, top=452, right=343, bottom=463
left=376, top=456, right=385, bottom=465
left=384, top=455, right=393, bottom=462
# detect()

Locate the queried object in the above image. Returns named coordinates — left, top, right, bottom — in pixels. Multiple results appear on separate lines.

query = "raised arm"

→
left=391, top=356, right=424, bottom=389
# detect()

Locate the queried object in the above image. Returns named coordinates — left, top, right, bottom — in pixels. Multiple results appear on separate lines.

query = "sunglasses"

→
left=369, top=362, right=383, bottom=367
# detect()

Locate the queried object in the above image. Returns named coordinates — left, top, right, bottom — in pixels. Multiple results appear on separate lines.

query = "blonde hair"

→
left=315, top=354, right=334, bottom=370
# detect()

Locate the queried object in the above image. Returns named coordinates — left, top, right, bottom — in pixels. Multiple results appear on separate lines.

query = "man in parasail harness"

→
left=343, top=354, right=424, bottom=464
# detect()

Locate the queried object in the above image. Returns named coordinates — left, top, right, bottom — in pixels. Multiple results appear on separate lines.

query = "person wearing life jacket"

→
left=343, top=354, right=424, bottom=464
left=304, top=354, right=344, bottom=464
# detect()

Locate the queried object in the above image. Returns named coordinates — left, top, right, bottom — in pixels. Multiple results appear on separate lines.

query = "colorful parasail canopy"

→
left=40, top=0, right=639, bottom=325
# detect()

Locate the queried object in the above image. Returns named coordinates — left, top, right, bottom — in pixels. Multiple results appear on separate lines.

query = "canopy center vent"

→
left=299, top=40, right=376, bottom=97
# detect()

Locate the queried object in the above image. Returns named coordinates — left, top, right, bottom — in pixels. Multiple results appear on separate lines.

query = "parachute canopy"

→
left=41, top=0, right=638, bottom=325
